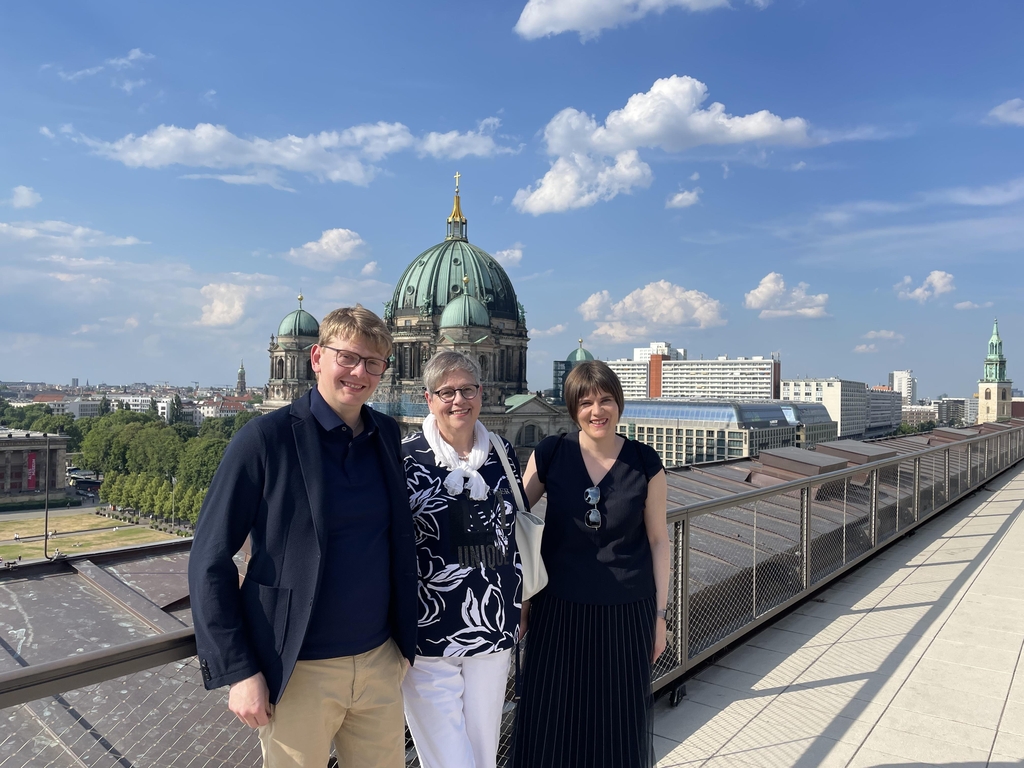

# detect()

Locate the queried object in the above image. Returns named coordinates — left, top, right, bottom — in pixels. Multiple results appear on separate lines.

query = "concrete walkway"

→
left=654, top=463, right=1024, bottom=767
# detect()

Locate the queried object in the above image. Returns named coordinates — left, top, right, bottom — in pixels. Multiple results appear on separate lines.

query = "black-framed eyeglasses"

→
left=320, top=345, right=389, bottom=376
left=431, top=385, right=481, bottom=403
left=584, top=486, right=601, bottom=529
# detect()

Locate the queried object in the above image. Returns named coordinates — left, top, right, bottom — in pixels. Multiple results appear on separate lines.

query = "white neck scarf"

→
left=422, top=414, right=491, bottom=501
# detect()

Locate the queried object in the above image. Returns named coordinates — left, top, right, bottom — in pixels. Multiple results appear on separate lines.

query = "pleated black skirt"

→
left=511, top=592, right=655, bottom=768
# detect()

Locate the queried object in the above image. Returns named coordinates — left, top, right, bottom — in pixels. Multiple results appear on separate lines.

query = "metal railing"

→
left=1, top=426, right=1021, bottom=766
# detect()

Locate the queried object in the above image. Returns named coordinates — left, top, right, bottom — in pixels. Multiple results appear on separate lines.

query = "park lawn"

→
left=0, top=512, right=118, bottom=542
left=0, top=525, right=177, bottom=563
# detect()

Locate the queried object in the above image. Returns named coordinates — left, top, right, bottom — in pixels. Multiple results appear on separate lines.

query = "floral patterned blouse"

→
left=402, top=432, right=523, bottom=657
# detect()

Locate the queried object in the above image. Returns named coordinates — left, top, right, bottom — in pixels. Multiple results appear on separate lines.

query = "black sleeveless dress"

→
left=512, top=432, right=663, bottom=768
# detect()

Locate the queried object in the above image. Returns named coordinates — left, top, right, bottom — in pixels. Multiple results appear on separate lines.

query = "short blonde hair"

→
left=318, top=305, right=392, bottom=358
left=563, top=360, right=624, bottom=426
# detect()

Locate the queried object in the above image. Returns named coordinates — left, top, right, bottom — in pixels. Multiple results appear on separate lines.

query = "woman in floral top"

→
left=401, top=350, right=523, bottom=768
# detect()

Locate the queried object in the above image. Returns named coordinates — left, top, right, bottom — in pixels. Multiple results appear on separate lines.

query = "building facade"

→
left=867, top=386, right=902, bottom=438
left=261, top=295, right=319, bottom=412
left=0, top=430, right=69, bottom=508
left=889, top=370, right=918, bottom=406
left=782, top=377, right=868, bottom=438
left=902, top=404, right=938, bottom=429
left=978, top=319, right=1012, bottom=424
left=608, top=353, right=780, bottom=401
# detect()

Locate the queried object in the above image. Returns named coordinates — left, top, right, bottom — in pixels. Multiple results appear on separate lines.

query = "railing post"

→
left=913, top=456, right=921, bottom=523
left=985, top=438, right=990, bottom=479
left=800, top=486, right=810, bottom=590
left=869, top=469, right=878, bottom=548
left=752, top=502, right=758, bottom=617
left=944, top=447, right=950, bottom=502
left=677, top=518, right=689, bottom=669
left=967, top=442, right=973, bottom=488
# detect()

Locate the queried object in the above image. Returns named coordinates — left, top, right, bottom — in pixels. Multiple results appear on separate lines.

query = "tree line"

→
left=0, top=395, right=258, bottom=526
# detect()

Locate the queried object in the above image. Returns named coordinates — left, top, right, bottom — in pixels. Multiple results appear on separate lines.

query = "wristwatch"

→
left=656, top=608, right=667, bottom=619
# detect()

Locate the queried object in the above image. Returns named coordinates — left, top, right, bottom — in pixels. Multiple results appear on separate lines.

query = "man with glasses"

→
left=189, top=305, right=417, bottom=768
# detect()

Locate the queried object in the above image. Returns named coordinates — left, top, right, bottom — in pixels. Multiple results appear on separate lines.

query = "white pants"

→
left=402, top=649, right=512, bottom=768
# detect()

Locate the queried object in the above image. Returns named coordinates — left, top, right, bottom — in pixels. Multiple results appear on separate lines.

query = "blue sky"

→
left=1, top=0, right=1022, bottom=397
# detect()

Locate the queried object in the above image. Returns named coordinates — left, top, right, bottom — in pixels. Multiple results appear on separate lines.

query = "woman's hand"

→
left=651, top=615, right=667, bottom=663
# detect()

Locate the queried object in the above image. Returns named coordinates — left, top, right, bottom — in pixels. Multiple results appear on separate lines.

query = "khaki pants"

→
left=259, top=639, right=407, bottom=768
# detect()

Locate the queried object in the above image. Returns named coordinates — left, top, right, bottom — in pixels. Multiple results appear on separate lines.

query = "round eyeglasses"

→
left=584, top=486, right=601, bottom=529
left=320, top=345, right=389, bottom=376
left=431, top=385, right=481, bottom=403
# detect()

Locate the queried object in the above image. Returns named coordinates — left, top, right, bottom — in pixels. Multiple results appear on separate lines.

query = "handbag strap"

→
left=488, top=433, right=533, bottom=519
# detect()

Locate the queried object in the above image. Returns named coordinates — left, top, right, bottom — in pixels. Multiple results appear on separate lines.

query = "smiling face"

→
left=426, top=369, right=482, bottom=446
left=575, top=388, right=620, bottom=442
left=310, top=333, right=386, bottom=420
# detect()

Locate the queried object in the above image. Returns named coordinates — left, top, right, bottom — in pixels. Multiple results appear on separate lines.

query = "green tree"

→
left=98, top=395, right=111, bottom=415
left=81, top=421, right=117, bottom=473
left=154, top=480, right=172, bottom=518
left=28, top=414, right=83, bottom=452
left=231, top=411, right=259, bottom=438
left=178, top=486, right=197, bottom=524
left=3, top=403, right=52, bottom=429
left=178, top=437, right=229, bottom=490
left=147, top=398, right=159, bottom=416
left=199, top=417, right=232, bottom=440
left=171, top=422, right=198, bottom=441
left=190, top=487, right=208, bottom=524
left=140, top=475, right=163, bottom=514
left=126, top=424, right=182, bottom=478
left=100, top=472, right=122, bottom=505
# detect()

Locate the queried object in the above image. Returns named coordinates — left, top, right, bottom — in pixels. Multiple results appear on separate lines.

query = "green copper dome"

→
left=390, top=193, right=519, bottom=323
left=440, top=293, right=490, bottom=328
left=278, top=294, right=319, bottom=338
left=566, top=339, right=594, bottom=363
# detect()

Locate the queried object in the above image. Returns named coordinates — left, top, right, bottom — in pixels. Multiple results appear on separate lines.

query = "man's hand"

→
left=652, top=616, right=667, bottom=663
left=228, top=672, right=274, bottom=728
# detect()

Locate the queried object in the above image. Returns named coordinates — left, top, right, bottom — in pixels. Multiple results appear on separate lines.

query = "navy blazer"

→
left=187, top=391, right=417, bottom=704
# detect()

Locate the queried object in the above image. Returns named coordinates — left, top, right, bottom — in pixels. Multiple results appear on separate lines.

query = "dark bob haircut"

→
left=563, top=360, right=625, bottom=427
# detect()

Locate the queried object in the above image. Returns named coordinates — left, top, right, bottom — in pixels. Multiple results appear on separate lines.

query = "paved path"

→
left=654, top=463, right=1024, bottom=767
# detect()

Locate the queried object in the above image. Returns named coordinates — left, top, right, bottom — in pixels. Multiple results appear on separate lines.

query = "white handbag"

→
left=489, top=433, right=548, bottom=601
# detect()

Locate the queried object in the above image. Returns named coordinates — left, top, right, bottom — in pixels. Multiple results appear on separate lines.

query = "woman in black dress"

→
left=512, top=360, right=669, bottom=768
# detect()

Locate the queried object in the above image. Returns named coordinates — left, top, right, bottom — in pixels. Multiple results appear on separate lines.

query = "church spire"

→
left=446, top=171, right=468, bottom=241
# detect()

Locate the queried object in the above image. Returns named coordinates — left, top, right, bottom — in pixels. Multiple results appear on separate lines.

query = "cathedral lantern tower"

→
left=977, top=318, right=1012, bottom=424
left=376, top=174, right=530, bottom=435
left=237, top=360, right=247, bottom=396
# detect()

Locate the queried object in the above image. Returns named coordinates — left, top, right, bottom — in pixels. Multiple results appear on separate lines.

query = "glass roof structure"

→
left=621, top=399, right=833, bottom=429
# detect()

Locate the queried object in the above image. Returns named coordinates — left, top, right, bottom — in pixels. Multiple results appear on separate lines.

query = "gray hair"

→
left=423, top=350, right=481, bottom=393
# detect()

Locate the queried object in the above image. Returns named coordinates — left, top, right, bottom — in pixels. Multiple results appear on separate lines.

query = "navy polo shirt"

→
left=298, top=386, right=392, bottom=660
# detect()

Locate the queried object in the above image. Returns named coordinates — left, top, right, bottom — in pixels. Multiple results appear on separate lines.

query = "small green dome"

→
left=566, top=339, right=594, bottom=363
left=440, top=294, right=490, bottom=328
left=278, top=309, right=319, bottom=338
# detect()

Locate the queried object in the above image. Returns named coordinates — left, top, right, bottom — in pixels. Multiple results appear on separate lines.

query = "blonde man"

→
left=189, top=305, right=417, bottom=767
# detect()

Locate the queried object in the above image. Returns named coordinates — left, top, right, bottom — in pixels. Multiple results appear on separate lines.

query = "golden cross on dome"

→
left=454, top=171, right=461, bottom=194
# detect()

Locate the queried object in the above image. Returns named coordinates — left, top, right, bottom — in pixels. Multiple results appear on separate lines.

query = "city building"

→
left=936, top=397, right=969, bottom=427
left=781, top=377, right=868, bottom=438
left=608, top=353, right=780, bottom=401
left=867, top=386, right=902, bottom=438
left=888, top=370, right=918, bottom=406
left=550, top=340, right=595, bottom=404
left=978, top=318, right=1012, bottom=424
left=615, top=399, right=835, bottom=468
left=902, top=404, right=938, bottom=429
left=0, top=430, right=70, bottom=509
left=261, top=294, right=319, bottom=412
left=236, top=361, right=246, bottom=397
left=633, top=341, right=685, bottom=362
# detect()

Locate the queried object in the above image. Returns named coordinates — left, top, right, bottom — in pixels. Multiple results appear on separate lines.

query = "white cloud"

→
left=853, top=344, right=877, bottom=354
left=57, top=65, right=103, bottom=82
left=59, top=124, right=74, bottom=134
left=39, top=126, right=55, bottom=139
left=0, top=220, right=142, bottom=248
left=578, top=280, right=724, bottom=341
left=360, top=261, right=379, bottom=276
left=118, top=79, right=147, bottom=94
left=494, top=243, right=524, bottom=267
left=10, top=186, right=42, bottom=209
left=530, top=324, right=568, bottom=337
left=987, top=98, right=1024, bottom=127
left=316, top=276, right=392, bottom=305
left=721, top=162, right=731, bottom=179
left=199, top=283, right=250, bottom=326
left=666, top=187, right=701, bottom=208
left=514, top=75, right=809, bottom=214
left=789, top=160, right=807, bottom=171
left=689, top=171, right=700, bottom=181
left=515, top=0, right=730, bottom=41
left=286, top=228, right=365, bottom=270
left=895, top=271, right=955, bottom=303
left=744, top=272, right=829, bottom=318
left=954, top=300, right=994, bottom=310
left=81, top=118, right=512, bottom=189
left=926, top=177, right=1024, bottom=207
left=493, top=196, right=503, bottom=205
left=107, top=48, right=154, bottom=69
left=202, top=89, right=217, bottom=104
left=863, top=329, right=904, bottom=341
left=418, top=117, right=517, bottom=159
